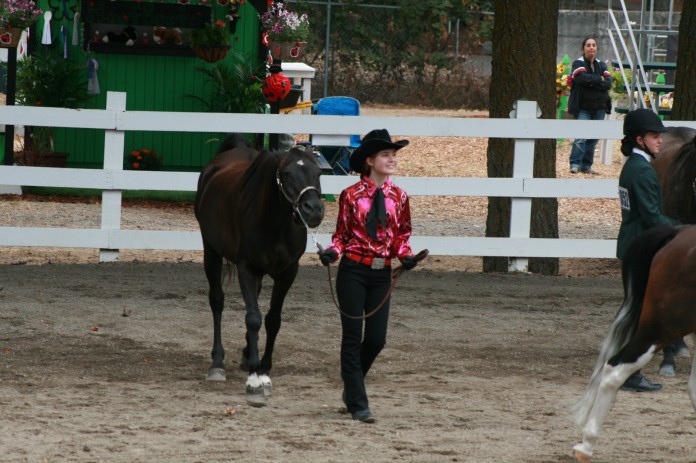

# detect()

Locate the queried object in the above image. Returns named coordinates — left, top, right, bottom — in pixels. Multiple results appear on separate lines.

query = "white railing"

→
left=1, top=92, right=695, bottom=269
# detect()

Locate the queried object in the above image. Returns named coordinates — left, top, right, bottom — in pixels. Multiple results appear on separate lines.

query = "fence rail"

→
left=2, top=93, right=695, bottom=268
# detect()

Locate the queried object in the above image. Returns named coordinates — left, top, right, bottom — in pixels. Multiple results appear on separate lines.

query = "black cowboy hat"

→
left=624, top=108, right=667, bottom=137
left=349, top=129, right=409, bottom=174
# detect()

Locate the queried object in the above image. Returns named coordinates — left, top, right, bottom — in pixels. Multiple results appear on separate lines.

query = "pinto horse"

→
left=572, top=225, right=696, bottom=462
left=194, top=135, right=324, bottom=406
left=650, top=127, right=696, bottom=376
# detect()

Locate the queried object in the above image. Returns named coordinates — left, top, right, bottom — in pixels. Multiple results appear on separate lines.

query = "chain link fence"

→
left=288, top=0, right=492, bottom=109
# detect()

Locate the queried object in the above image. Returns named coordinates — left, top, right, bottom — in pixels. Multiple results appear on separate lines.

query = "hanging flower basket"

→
left=0, top=28, right=22, bottom=48
left=193, top=45, right=231, bottom=63
left=267, top=41, right=303, bottom=61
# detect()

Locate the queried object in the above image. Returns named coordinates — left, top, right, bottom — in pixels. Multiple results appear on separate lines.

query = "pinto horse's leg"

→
left=659, top=344, right=676, bottom=377
left=203, top=242, right=226, bottom=381
left=574, top=345, right=657, bottom=462
left=236, top=263, right=266, bottom=406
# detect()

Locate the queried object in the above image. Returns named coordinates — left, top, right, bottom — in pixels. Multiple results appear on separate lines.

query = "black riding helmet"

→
left=623, top=108, right=667, bottom=138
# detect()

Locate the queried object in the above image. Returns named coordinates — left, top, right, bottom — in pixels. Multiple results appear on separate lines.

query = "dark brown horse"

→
left=572, top=224, right=696, bottom=462
left=653, top=126, right=696, bottom=224
left=194, top=135, right=324, bottom=406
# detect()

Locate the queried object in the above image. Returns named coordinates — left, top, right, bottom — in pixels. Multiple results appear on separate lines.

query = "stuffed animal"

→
left=102, top=26, right=138, bottom=46
left=153, top=27, right=183, bottom=45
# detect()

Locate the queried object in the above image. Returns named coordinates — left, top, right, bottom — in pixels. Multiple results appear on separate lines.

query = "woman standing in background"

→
left=567, top=37, right=613, bottom=175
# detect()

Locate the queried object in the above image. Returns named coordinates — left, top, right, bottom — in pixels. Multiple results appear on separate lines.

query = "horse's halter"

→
left=275, top=168, right=321, bottom=231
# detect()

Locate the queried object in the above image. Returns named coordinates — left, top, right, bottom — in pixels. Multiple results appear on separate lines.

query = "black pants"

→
left=336, top=257, right=392, bottom=413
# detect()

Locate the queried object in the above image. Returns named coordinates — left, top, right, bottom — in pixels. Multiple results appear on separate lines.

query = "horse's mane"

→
left=668, top=135, right=696, bottom=220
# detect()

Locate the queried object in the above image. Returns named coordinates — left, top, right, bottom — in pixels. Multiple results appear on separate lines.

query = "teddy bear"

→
left=153, top=27, right=183, bottom=46
left=102, top=26, right=138, bottom=46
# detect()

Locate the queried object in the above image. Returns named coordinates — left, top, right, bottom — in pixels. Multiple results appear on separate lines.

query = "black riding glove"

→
left=401, top=255, right=417, bottom=270
left=318, top=249, right=338, bottom=267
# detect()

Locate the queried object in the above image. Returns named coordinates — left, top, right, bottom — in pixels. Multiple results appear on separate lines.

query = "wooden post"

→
left=508, top=100, right=538, bottom=272
left=99, top=91, right=127, bottom=263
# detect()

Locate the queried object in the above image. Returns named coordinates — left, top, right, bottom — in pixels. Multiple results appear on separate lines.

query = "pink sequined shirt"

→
left=327, top=176, right=413, bottom=259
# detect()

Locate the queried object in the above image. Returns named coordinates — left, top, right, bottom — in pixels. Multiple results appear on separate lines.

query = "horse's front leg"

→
left=236, top=264, right=266, bottom=406
left=203, top=242, right=226, bottom=381
left=256, top=261, right=299, bottom=396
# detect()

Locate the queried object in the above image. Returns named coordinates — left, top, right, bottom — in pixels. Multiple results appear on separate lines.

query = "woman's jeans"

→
left=569, top=109, right=606, bottom=171
left=336, top=258, right=391, bottom=413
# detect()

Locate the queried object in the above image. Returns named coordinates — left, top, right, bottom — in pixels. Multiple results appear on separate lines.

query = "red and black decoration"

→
left=262, top=72, right=291, bottom=103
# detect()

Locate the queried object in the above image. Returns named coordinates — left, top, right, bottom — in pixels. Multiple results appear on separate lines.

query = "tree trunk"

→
left=672, top=1, right=696, bottom=120
left=483, top=0, right=560, bottom=275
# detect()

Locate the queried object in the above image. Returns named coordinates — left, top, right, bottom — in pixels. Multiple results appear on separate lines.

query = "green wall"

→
left=35, top=0, right=261, bottom=171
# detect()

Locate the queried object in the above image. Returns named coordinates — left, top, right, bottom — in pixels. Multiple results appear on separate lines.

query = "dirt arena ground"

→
left=1, top=107, right=695, bottom=462
left=2, top=261, right=696, bottom=463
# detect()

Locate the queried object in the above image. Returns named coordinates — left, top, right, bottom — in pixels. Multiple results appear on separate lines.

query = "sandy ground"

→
left=4, top=107, right=694, bottom=462
left=2, top=262, right=696, bottom=463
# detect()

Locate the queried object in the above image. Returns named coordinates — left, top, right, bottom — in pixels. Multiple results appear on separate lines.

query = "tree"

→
left=671, top=1, right=696, bottom=120
left=483, top=0, right=560, bottom=275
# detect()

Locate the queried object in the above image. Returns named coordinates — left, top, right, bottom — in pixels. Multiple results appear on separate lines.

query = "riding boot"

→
left=620, top=370, right=663, bottom=392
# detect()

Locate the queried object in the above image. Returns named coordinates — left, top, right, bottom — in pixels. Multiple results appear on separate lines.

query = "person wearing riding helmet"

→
left=617, top=108, right=681, bottom=393
left=317, top=128, right=417, bottom=424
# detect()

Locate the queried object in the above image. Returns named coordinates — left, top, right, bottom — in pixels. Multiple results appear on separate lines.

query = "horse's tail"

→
left=216, top=133, right=249, bottom=155
left=573, top=225, right=682, bottom=427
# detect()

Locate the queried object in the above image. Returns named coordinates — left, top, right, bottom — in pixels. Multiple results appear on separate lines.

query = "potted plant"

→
left=15, top=46, right=92, bottom=166
left=188, top=20, right=231, bottom=63
left=187, top=50, right=267, bottom=147
left=0, top=0, right=42, bottom=48
left=259, top=2, right=309, bottom=61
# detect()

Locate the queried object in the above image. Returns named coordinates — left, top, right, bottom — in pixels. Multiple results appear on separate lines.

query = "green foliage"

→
left=187, top=50, right=267, bottom=114
left=16, top=47, right=91, bottom=109
left=609, top=69, right=631, bottom=95
left=294, top=0, right=494, bottom=93
left=188, top=21, right=230, bottom=48
left=16, top=46, right=92, bottom=153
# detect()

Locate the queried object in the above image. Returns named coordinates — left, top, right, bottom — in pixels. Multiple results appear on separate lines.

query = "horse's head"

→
left=276, top=146, right=325, bottom=228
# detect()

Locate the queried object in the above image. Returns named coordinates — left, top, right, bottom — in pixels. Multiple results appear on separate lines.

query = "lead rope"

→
left=318, top=246, right=429, bottom=320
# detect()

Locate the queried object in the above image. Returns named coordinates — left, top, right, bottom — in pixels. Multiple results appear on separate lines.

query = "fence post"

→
left=99, top=91, right=127, bottom=262
left=508, top=100, right=538, bottom=272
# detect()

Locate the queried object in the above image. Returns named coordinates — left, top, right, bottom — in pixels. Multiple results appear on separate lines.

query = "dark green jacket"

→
left=617, top=152, right=677, bottom=259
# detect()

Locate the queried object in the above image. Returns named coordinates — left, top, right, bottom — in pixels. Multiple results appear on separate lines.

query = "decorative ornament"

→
left=0, top=28, right=22, bottom=48
left=262, top=73, right=291, bottom=103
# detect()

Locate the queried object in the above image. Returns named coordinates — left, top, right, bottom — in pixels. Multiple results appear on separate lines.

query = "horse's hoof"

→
left=245, top=386, right=266, bottom=407
left=659, top=364, right=676, bottom=377
left=573, top=449, right=592, bottom=463
left=207, top=368, right=226, bottom=381
left=260, top=374, right=272, bottom=397
left=245, top=373, right=267, bottom=407
left=574, top=451, right=591, bottom=463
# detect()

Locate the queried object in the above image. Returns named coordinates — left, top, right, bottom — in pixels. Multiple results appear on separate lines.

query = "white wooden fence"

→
left=1, top=93, right=694, bottom=269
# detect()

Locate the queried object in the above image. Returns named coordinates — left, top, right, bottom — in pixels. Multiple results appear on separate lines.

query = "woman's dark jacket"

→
left=568, top=56, right=612, bottom=116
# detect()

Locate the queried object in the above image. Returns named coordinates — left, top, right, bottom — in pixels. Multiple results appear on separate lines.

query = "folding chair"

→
left=311, top=96, right=361, bottom=175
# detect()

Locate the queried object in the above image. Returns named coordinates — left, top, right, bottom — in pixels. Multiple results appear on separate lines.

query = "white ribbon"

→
left=87, top=59, right=100, bottom=95
left=41, top=14, right=52, bottom=45
left=72, top=12, right=80, bottom=45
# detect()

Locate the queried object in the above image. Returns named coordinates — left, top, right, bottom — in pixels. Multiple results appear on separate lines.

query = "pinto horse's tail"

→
left=573, top=225, right=682, bottom=427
